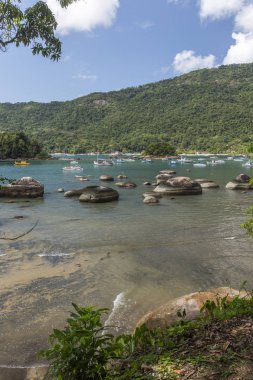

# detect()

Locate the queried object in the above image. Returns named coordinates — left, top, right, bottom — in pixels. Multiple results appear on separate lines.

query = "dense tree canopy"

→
left=0, top=132, right=41, bottom=158
left=0, top=0, right=74, bottom=60
left=1, top=63, right=253, bottom=153
left=144, top=141, right=176, bottom=156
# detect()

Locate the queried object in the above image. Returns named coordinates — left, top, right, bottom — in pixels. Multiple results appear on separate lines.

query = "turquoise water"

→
left=1, top=157, right=253, bottom=365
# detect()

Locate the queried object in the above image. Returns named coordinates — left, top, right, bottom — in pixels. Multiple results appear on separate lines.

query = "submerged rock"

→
left=79, top=186, right=119, bottom=203
left=194, top=179, right=219, bottom=189
left=117, top=174, right=128, bottom=179
left=142, top=191, right=162, bottom=199
left=0, top=177, right=44, bottom=198
left=115, top=181, right=137, bottom=188
left=143, top=196, right=159, bottom=204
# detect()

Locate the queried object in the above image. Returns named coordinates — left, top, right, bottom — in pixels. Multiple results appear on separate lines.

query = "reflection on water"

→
left=0, top=159, right=253, bottom=365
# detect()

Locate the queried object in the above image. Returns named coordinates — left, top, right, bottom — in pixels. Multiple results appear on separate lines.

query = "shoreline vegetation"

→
left=4, top=289, right=252, bottom=380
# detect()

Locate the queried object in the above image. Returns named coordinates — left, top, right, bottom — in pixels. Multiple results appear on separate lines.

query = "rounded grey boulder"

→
left=143, top=196, right=159, bottom=204
left=154, top=176, right=202, bottom=195
left=226, top=173, right=253, bottom=190
left=115, top=181, right=137, bottom=188
left=0, top=177, right=44, bottom=198
left=99, top=175, right=114, bottom=181
left=79, top=186, right=119, bottom=203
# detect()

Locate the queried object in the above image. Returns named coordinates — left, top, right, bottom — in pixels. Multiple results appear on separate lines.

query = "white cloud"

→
left=235, top=4, right=253, bottom=33
left=223, top=32, right=253, bottom=64
left=73, top=74, right=97, bottom=80
left=199, top=0, right=244, bottom=20
left=47, top=0, right=120, bottom=35
left=172, top=50, right=216, bottom=74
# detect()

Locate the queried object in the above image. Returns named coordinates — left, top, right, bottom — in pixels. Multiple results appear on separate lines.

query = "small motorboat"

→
left=193, top=163, right=206, bottom=167
left=94, top=159, right=113, bottom=166
left=14, top=160, right=30, bottom=166
left=63, top=166, right=83, bottom=171
left=141, top=159, right=153, bottom=163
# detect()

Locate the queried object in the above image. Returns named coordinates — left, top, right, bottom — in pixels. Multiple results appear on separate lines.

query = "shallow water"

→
left=0, top=157, right=253, bottom=365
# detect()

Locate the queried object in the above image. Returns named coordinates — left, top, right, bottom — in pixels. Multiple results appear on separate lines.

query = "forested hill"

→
left=1, top=63, right=253, bottom=153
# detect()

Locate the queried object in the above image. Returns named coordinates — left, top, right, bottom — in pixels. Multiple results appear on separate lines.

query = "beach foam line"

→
left=104, top=291, right=126, bottom=329
left=38, top=252, right=73, bottom=257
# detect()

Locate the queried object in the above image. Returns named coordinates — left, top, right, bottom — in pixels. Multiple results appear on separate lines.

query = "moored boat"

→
left=63, top=166, right=83, bottom=171
left=14, top=160, right=30, bottom=166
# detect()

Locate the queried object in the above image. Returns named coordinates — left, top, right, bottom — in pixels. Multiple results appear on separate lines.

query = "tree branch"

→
left=0, top=218, right=39, bottom=240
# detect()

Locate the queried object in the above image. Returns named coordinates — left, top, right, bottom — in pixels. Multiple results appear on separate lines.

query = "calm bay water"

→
left=1, top=157, right=253, bottom=365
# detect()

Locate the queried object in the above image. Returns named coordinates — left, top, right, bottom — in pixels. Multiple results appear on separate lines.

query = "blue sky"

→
left=1, top=0, right=253, bottom=103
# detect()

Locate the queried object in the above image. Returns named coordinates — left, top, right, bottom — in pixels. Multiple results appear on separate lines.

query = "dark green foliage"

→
left=0, top=0, right=76, bottom=60
left=39, top=304, right=118, bottom=380
left=200, top=292, right=253, bottom=320
left=1, top=63, right=253, bottom=153
left=241, top=205, right=253, bottom=235
left=0, top=132, right=41, bottom=159
left=144, top=141, right=176, bottom=156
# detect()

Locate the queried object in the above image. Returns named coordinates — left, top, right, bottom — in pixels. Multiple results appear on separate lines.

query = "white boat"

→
left=94, top=159, right=113, bottom=166
left=141, top=159, right=153, bottom=163
left=178, top=158, right=193, bottom=163
left=193, top=163, right=206, bottom=167
left=94, top=153, right=113, bottom=166
left=114, top=158, right=125, bottom=164
left=70, top=160, right=79, bottom=164
left=63, top=166, right=83, bottom=171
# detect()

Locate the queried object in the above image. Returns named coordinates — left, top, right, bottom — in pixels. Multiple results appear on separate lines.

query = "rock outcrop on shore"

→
left=136, top=287, right=246, bottom=330
left=0, top=177, right=44, bottom=198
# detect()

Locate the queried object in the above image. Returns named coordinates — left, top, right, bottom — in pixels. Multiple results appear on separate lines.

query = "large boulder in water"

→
left=226, top=173, right=253, bottom=190
left=154, top=176, right=202, bottom=195
left=235, top=174, right=251, bottom=183
left=79, top=186, right=119, bottom=203
left=0, top=177, right=44, bottom=198
left=136, top=287, right=246, bottom=330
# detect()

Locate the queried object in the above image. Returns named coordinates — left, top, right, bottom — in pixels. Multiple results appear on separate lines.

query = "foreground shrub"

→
left=39, top=304, right=116, bottom=380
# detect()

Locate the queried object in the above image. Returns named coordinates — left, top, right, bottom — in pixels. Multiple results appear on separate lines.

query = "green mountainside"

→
left=1, top=63, right=253, bottom=153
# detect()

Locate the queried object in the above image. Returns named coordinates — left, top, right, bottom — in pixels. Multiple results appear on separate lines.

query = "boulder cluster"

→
left=1, top=171, right=251, bottom=204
